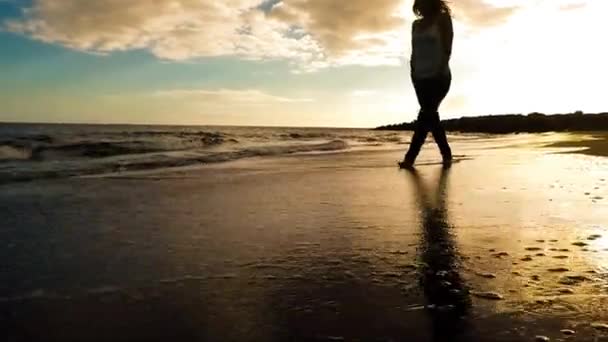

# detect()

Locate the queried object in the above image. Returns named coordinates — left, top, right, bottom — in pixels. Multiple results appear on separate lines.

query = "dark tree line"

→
left=375, top=112, right=608, bottom=133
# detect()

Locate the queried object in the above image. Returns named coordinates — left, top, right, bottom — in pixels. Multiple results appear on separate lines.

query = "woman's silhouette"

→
left=400, top=0, right=454, bottom=169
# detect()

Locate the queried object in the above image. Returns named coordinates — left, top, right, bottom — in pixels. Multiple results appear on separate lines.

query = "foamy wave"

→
left=34, top=142, right=163, bottom=160
left=107, top=140, right=350, bottom=170
left=0, top=145, right=32, bottom=161
left=0, top=140, right=350, bottom=184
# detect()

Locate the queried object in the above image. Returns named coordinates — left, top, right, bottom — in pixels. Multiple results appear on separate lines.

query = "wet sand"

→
left=545, top=132, right=608, bottom=157
left=1, top=133, right=608, bottom=341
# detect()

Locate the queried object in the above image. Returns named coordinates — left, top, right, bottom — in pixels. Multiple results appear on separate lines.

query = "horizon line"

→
left=2, top=111, right=606, bottom=130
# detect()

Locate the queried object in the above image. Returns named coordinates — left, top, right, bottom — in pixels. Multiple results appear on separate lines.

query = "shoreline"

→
left=2, top=131, right=607, bottom=187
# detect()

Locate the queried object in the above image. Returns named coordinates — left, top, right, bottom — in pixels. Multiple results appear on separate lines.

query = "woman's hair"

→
left=413, top=0, right=451, bottom=19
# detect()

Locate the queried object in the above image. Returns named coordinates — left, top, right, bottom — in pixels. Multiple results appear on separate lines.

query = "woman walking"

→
left=400, top=0, right=454, bottom=168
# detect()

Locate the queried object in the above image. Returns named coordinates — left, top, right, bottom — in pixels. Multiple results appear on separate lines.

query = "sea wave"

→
left=33, top=142, right=163, bottom=160
left=0, top=139, right=350, bottom=184
left=99, top=140, right=351, bottom=171
left=0, top=131, right=238, bottom=162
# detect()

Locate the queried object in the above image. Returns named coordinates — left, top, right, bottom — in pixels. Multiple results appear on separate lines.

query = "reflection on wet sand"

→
left=407, top=166, right=472, bottom=341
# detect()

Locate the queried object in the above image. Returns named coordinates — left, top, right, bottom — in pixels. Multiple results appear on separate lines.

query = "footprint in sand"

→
left=553, top=255, right=569, bottom=259
left=558, top=275, right=591, bottom=286
left=475, top=272, right=497, bottom=279
left=592, top=323, right=608, bottom=331
left=558, top=248, right=571, bottom=252
left=535, top=240, right=545, bottom=243
left=558, top=288, right=575, bottom=294
left=521, top=256, right=534, bottom=262
left=587, top=234, right=602, bottom=241
left=535, top=253, right=546, bottom=257
left=526, top=247, right=543, bottom=251
left=530, top=275, right=541, bottom=281
left=471, top=291, right=504, bottom=300
left=492, top=252, right=509, bottom=258
left=548, top=267, right=570, bottom=273
left=572, top=242, right=589, bottom=247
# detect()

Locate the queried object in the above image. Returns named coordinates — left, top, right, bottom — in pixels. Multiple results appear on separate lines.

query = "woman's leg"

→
left=404, top=120, right=429, bottom=164
left=403, top=79, right=433, bottom=164
left=429, top=75, right=452, bottom=161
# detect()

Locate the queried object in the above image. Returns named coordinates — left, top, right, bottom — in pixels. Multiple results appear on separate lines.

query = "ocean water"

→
left=0, top=123, right=416, bottom=184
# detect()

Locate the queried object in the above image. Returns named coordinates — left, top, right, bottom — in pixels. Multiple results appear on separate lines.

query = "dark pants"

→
left=405, top=74, right=452, bottom=162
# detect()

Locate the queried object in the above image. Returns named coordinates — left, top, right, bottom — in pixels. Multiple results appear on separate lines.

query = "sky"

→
left=0, top=0, right=607, bottom=128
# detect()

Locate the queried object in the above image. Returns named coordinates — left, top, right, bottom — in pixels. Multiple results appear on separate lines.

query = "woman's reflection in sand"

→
left=407, top=165, right=472, bottom=341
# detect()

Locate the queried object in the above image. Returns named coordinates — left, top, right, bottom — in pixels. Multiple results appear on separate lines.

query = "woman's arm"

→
left=410, top=21, right=418, bottom=70
left=440, top=13, right=453, bottom=60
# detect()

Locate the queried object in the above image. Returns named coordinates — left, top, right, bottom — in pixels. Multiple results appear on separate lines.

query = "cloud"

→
left=451, top=0, right=519, bottom=27
left=4, top=0, right=319, bottom=62
left=4, top=0, right=522, bottom=68
left=350, top=90, right=379, bottom=97
left=270, top=0, right=405, bottom=54
left=154, top=88, right=314, bottom=104
left=559, top=2, right=587, bottom=11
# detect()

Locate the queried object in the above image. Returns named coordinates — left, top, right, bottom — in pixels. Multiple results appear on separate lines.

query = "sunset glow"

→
left=1, top=0, right=606, bottom=127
